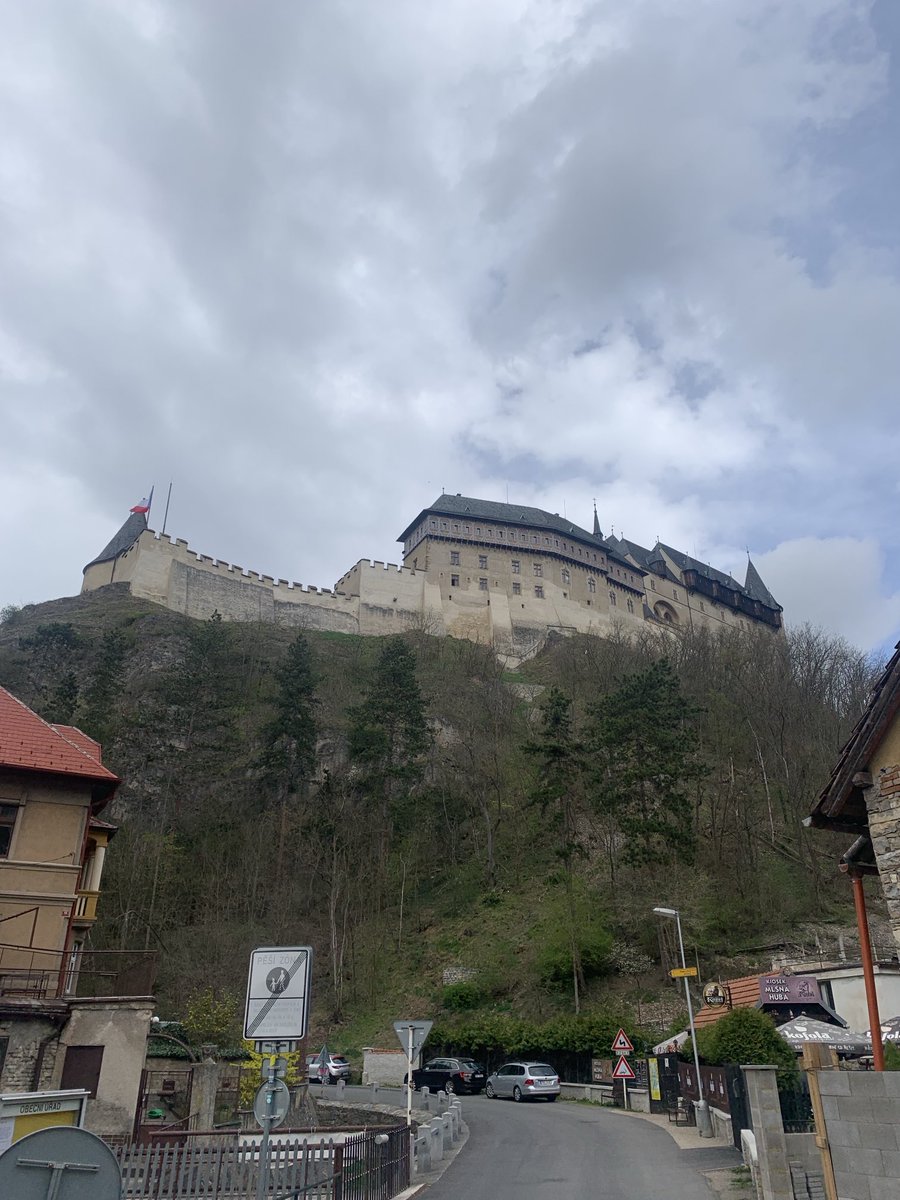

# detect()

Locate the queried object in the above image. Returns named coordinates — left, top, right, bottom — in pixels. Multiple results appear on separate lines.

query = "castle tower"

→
left=82, top=511, right=148, bottom=590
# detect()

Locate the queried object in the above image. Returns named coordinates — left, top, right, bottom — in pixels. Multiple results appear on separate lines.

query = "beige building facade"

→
left=81, top=494, right=782, bottom=657
left=0, top=687, right=154, bottom=1136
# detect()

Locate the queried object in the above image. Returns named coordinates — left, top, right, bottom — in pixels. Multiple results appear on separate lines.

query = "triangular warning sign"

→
left=613, top=1055, right=636, bottom=1080
left=611, top=1028, right=634, bottom=1054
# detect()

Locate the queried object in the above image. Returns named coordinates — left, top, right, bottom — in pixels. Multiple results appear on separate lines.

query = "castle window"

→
left=476, top=527, right=482, bottom=535
left=673, top=589, right=679, bottom=600
left=430, top=520, right=436, bottom=529
left=533, top=562, right=543, bottom=577
left=627, top=599, right=634, bottom=614
left=511, top=560, right=520, bottom=574
left=699, top=601, right=705, bottom=612
left=479, top=554, right=488, bottom=569
left=650, top=579, right=656, bottom=591
left=464, top=525, right=470, bottom=534
left=451, top=574, right=459, bottom=587
left=512, top=581, right=521, bottom=595
left=441, top=521, right=448, bottom=530
left=479, top=577, right=488, bottom=591
left=498, top=530, right=504, bottom=539
left=533, top=535, right=538, bottom=544
left=453, top=523, right=459, bottom=531
left=561, top=568, right=570, bottom=585
left=0, top=803, right=19, bottom=857
left=554, top=538, right=559, bottom=547
left=588, top=577, right=596, bottom=593
left=450, top=551, right=460, bottom=566
left=534, top=585, right=544, bottom=598
left=609, top=592, right=617, bottom=607
left=544, top=537, right=549, bottom=545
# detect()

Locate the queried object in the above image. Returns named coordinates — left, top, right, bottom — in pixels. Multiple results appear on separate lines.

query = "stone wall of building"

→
left=0, top=1010, right=64, bottom=1092
left=865, top=721, right=900, bottom=950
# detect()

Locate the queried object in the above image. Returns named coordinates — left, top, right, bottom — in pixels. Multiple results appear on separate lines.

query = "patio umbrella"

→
left=864, top=1015, right=900, bottom=1042
left=777, top=1016, right=870, bottom=1056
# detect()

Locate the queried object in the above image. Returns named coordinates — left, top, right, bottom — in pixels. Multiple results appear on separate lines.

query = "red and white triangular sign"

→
left=611, top=1028, right=634, bottom=1054
left=613, top=1055, right=636, bottom=1080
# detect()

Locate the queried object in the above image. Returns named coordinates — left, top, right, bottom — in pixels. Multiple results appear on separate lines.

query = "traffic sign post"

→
left=393, top=1020, right=433, bottom=1128
left=244, top=946, right=312, bottom=1043
left=611, top=1028, right=634, bottom=1055
left=612, top=1053, right=636, bottom=1110
left=253, top=1058, right=291, bottom=1200
left=611, top=1029, right=634, bottom=1111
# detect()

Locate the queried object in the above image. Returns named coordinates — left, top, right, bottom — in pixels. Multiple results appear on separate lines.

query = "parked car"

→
left=484, top=1062, right=560, bottom=1102
left=409, top=1057, right=486, bottom=1095
left=306, top=1053, right=351, bottom=1084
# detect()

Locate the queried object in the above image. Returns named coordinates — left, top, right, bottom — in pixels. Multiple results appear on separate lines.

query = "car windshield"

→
left=531, top=1065, right=556, bottom=1074
left=332, top=1057, right=348, bottom=1063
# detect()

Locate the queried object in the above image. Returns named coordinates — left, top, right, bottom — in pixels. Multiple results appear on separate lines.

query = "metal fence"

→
left=111, top=1127, right=410, bottom=1199
left=778, top=1078, right=815, bottom=1133
left=334, top=1127, right=410, bottom=1200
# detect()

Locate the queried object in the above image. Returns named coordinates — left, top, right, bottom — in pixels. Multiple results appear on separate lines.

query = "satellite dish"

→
left=0, top=1125, right=121, bottom=1200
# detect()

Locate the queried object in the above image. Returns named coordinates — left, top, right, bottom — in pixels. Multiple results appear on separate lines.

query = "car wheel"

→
left=546, top=1095, right=558, bottom=1102
left=513, top=1086, right=523, bottom=1103
left=485, top=1082, right=495, bottom=1098
left=445, top=1079, right=455, bottom=1095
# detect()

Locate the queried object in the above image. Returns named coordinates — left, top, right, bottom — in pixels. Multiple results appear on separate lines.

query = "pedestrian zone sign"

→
left=613, top=1055, right=636, bottom=1080
left=244, top=946, right=312, bottom=1042
left=611, top=1028, right=634, bottom=1054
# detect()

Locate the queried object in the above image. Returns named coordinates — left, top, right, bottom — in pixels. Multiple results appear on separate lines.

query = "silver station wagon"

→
left=484, top=1062, right=560, bottom=1102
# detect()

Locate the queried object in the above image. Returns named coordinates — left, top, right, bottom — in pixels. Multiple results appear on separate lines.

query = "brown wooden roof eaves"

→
left=809, top=640, right=900, bottom=833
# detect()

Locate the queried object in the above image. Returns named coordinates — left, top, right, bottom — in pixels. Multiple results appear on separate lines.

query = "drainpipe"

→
left=847, top=870, right=885, bottom=1071
left=32, top=1019, right=66, bottom=1090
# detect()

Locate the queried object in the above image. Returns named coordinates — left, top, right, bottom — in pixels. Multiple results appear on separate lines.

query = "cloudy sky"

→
left=1, top=0, right=899, bottom=651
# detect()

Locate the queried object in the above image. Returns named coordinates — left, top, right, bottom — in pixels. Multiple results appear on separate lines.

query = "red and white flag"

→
left=130, top=487, right=154, bottom=515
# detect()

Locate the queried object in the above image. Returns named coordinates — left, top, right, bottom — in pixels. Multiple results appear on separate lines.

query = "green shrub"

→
left=884, top=1041, right=900, bottom=1071
left=442, top=982, right=484, bottom=1011
left=693, top=1007, right=799, bottom=1086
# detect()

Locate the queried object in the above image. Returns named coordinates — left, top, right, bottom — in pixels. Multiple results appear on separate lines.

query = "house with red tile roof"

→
left=0, top=685, right=154, bottom=1137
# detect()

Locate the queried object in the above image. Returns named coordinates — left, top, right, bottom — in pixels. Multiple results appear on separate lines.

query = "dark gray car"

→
left=485, top=1062, right=560, bottom=1102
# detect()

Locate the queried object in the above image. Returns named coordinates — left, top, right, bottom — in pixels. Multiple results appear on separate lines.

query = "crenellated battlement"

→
left=81, top=494, right=780, bottom=665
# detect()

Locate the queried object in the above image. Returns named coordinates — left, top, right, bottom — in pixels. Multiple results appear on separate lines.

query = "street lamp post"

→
left=653, top=906, right=712, bottom=1137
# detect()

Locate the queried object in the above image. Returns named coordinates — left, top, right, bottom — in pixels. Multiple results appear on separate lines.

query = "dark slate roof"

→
left=657, top=543, right=744, bottom=593
left=83, top=511, right=148, bottom=572
left=606, top=535, right=680, bottom=585
left=744, top=559, right=781, bottom=610
left=398, top=494, right=639, bottom=570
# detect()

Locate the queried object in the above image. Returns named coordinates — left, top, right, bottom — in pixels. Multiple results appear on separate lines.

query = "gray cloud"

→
left=1, top=0, right=898, bottom=650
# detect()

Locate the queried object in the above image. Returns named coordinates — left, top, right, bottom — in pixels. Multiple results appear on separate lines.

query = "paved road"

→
left=424, top=1094, right=737, bottom=1199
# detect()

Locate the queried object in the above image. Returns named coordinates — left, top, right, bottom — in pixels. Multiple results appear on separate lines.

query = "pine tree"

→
left=258, top=632, right=318, bottom=897
left=525, top=687, right=589, bottom=1011
left=586, top=659, right=705, bottom=870
left=348, top=636, right=430, bottom=862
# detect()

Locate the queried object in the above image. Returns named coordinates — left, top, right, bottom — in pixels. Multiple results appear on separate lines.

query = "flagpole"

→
left=146, top=485, right=155, bottom=523
left=161, top=482, right=173, bottom=536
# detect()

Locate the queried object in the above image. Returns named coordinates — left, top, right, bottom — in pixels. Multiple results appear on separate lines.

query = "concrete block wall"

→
left=819, top=1070, right=900, bottom=1200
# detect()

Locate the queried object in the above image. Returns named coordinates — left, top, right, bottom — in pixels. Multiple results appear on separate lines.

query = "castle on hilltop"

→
left=81, top=493, right=782, bottom=657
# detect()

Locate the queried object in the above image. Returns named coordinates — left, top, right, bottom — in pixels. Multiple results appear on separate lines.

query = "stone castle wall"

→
left=81, top=524, right=776, bottom=659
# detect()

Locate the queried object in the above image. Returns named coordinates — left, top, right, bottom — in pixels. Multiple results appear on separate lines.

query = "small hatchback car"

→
left=484, top=1062, right=560, bottom=1102
left=410, top=1057, right=486, bottom=1094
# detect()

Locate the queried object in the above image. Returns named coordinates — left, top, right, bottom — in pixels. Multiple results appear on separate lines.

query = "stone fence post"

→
left=742, top=1065, right=792, bottom=1200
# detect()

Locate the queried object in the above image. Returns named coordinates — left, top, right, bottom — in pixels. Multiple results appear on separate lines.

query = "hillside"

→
left=0, top=589, right=881, bottom=1056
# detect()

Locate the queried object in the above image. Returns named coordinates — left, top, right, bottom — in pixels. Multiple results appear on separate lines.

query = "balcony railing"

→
left=0, top=942, right=159, bottom=1000
left=73, top=890, right=100, bottom=922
